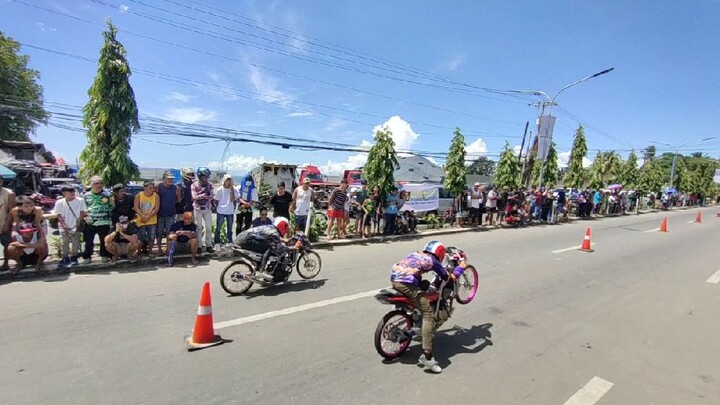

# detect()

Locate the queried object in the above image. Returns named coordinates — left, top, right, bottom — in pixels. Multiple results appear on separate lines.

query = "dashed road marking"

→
left=552, top=243, right=596, bottom=254
left=563, top=376, right=614, bottom=405
left=643, top=228, right=661, bottom=233
left=706, top=269, right=720, bottom=284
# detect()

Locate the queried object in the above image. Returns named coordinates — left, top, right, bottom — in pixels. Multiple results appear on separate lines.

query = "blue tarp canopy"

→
left=0, top=164, right=17, bottom=180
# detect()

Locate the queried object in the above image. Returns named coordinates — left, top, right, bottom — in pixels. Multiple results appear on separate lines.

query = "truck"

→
left=296, top=166, right=363, bottom=209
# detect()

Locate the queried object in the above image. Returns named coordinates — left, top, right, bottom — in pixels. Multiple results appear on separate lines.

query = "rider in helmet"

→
left=390, top=240, right=467, bottom=374
left=234, top=215, right=296, bottom=281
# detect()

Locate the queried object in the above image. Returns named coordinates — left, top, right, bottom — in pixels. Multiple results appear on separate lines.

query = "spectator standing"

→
left=157, top=171, right=181, bottom=255
left=134, top=180, right=160, bottom=256
left=270, top=182, right=293, bottom=220
left=470, top=183, right=484, bottom=226
left=192, top=167, right=214, bottom=253
left=7, top=222, right=47, bottom=274
left=176, top=168, right=195, bottom=221
left=82, top=176, right=114, bottom=264
left=167, top=211, right=199, bottom=267
left=0, top=175, right=16, bottom=271
left=53, top=186, right=87, bottom=268
left=383, top=187, right=399, bottom=235
left=291, top=178, right=315, bottom=233
left=252, top=206, right=273, bottom=227
left=326, top=180, right=348, bottom=239
left=104, top=215, right=140, bottom=263
left=361, top=186, right=380, bottom=238
left=214, top=174, right=239, bottom=251
left=353, top=181, right=369, bottom=237
left=485, top=187, right=498, bottom=226
left=235, top=173, right=258, bottom=234
left=111, top=184, right=135, bottom=226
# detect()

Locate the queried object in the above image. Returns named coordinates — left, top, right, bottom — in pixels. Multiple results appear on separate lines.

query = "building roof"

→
left=394, top=155, right=445, bottom=184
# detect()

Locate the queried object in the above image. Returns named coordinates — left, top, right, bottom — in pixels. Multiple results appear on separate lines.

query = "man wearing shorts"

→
left=326, top=180, right=348, bottom=239
left=105, top=215, right=140, bottom=262
left=167, top=212, right=199, bottom=267
left=291, top=178, right=315, bottom=233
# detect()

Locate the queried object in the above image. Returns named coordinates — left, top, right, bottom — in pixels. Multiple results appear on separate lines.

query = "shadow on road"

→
left=231, top=278, right=328, bottom=299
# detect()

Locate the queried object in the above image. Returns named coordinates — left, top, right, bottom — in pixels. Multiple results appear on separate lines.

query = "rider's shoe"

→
left=417, top=355, right=442, bottom=374
left=255, top=271, right=275, bottom=282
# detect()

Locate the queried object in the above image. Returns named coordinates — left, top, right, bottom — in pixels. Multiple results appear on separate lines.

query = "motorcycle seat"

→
left=378, top=288, right=404, bottom=296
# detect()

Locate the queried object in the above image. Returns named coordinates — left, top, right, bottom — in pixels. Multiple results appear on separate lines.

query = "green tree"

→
left=79, top=21, right=140, bottom=186
left=563, top=124, right=588, bottom=189
left=362, top=126, right=398, bottom=194
left=466, top=156, right=495, bottom=176
left=588, top=151, right=622, bottom=189
left=637, top=159, right=664, bottom=193
left=620, top=151, right=640, bottom=189
left=530, top=142, right=559, bottom=187
left=444, top=128, right=467, bottom=196
left=0, top=32, right=49, bottom=141
left=494, top=142, right=521, bottom=190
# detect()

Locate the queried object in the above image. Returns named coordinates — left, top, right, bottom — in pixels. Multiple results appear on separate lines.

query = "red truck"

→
left=298, top=166, right=363, bottom=187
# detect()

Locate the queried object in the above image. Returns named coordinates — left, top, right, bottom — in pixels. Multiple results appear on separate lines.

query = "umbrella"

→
left=607, top=184, right=623, bottom=190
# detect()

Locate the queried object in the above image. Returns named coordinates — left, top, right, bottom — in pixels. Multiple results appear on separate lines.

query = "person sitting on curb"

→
left=251, top=206, right=273, bottom=228
left=104, top=215, right=141, bottom=263
left=7, top=222, right=48, bottom=274
left=167, top=211, right=199, bottom=267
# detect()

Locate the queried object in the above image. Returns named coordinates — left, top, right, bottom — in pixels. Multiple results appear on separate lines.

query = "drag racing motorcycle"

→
left=219, top=231, right=322, bottom=295
left=373, top=247, right=479, bottom=360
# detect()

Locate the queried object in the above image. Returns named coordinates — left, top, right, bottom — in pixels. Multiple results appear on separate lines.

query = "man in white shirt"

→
left=214, top=174, right=239, bottom=251
left=291, top=178, right=315, bottom=233
left=53, top=186, right=87, bottom=268
left=485, top=187, right=498, bottom=226
left=470, top=182, right=484, bottom=226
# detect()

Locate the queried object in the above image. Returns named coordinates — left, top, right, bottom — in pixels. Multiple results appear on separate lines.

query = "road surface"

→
left=1, top=208, right=719, bottom=404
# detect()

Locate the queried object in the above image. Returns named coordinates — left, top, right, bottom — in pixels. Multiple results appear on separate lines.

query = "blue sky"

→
left=2, top=0, right=720, bottom=174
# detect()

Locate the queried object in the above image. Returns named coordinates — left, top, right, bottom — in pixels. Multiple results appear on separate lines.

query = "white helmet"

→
left=273, top=216, right=290, bottom=237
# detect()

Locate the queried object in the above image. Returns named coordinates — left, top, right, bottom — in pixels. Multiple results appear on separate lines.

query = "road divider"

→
left=563, top=376, right=614, bottom=405
left=214, top=289, right=382, bottom=330
left=706, top=269, right=720, bottom=284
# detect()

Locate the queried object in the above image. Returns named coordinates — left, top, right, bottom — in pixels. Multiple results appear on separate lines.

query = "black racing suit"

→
left=235, top=225, right=291, bottom=275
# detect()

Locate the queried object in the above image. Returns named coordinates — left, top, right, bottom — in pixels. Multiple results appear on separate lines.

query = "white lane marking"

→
left=688, top=220, right=697, bottom=224
left=563, top=376, right=614, bottom=405
left=707, top=269, right=720, bottom=284
left=214, top=289, right=382, bottom=330
left=552, top=243, right=596, bottom=254
left=643, top=228, right=661, bottom=233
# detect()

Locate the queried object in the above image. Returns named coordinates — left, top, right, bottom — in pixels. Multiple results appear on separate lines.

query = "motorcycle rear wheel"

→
left=220, top=261, right=254, bottom=295
left=374, top=310, right=413, bottom=360
left=296, top=250, right=322, bottom=279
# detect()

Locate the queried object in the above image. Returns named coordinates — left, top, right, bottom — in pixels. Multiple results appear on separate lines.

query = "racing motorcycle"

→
left=373, top=246, right=479, bottom=360
left=219, top=231, right=322, bottom=295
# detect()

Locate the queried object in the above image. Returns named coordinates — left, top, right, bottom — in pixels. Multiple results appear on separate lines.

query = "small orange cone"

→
left=660, top=217, right=668, bottom=233
left=579, top=227, right=593, bottom=252
left=695, top=212, right=702, bottom=223
left=185, top=282, right=224, bottom=351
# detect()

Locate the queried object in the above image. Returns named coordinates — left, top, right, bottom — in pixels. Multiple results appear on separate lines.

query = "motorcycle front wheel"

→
left=220, top=261, right=255, bottom=295
left=374, top=310, right=413, bottom=360
left=296, top=250, right=322, bottom=279
left=455, top=265, right=479, bottom=304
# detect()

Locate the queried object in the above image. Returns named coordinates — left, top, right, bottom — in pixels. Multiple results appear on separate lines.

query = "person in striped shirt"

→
left=326, top=180, right=348, bottom=239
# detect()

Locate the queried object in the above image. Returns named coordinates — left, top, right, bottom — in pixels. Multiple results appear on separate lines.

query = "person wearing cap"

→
left=104, top=215, right=140, bottom=263
left=7, top=222, right=48, bottom=274
left=167, top=211, right=199, bottom=266
left=134, top=180, right=160, bottom=256
left=111, top=184, right=135, bottom=226
left=82, top=175, right=114, bottom=264
left=157, top=171, right=182, bottom=256
left=213, top=174, right=239, bottom=251
left=53, top=185, right=87, bottom=267
left=0, top=175, right=16, bottom=271
left=290, top=178, right=315, bottom=233
left=176, top=168, right=195, bottom=221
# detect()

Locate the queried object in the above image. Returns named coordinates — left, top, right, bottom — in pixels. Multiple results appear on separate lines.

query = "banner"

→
left=714, top=169, right=720, bottom=185
left=537, top=115, right=556, bottom=161
left=398, top=183, right=439, bottom=212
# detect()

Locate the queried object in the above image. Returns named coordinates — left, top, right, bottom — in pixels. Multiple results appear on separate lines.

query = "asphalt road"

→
left=1, top=208, right=719, bottom=404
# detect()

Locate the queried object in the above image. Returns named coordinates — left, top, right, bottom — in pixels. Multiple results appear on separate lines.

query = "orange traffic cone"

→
left=579, top=227, right=593, bottom=252
left=695, top=212, right=702, bottom=223
left=185, top=282, right=224, bottom=351
left=660, top=217, right=668, bottom=233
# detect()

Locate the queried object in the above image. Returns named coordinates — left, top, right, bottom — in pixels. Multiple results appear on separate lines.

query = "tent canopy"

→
left=0, top=164, right=17, bottom=180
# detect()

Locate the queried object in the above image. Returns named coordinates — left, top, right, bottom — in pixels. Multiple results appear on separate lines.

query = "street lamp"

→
left=649, top=136, right=717, bottom=188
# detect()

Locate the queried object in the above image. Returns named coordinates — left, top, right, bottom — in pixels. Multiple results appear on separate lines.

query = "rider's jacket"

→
left=390, top=252, right=456, bottom=287
left=236, top=225, right=290, bottom=256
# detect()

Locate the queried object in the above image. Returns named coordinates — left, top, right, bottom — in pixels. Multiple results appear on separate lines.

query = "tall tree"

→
left=79, top=21, right=140, bottom=185
left=563, top=124, right=588, bottom=189
left=444, top=128, right=467, bottom=196
left=637, top=159, right=664, bottom=193
left=466, top=156, right=495, bottom=176
left=494, top=142, right=521, bottom=190
left=530, top=142, right=559, bottom=187
left=0, top=32, right=49, bottom=141
left=620, top=151, right=640, bottom=189
left=363, top=126, right=398, bottom=194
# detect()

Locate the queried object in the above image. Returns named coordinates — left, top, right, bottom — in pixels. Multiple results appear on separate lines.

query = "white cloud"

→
left=207, top=155, right=274, bottom=175
left=35, top=22, right=57, bottom=32
left=319, top=153, right=368, bottom=176
left=284, top=12, right=308, bottom=54
left=437, top=53, right=466, bottom=72
left=324, top=118, right=347, bottom=132
left=465, top=138, right=488, bottom=157
left=287, top=111, right=314, bottom=117
left=163, top=91, right=190, bottom=103
left=247, top=65, right=293, bottom=106
left=119, top=4, right=129, bottom=13
left=372, top=115, right=419, bottom=153
left=163, top=107, right=217, bottom=124
left=557, top=151, right=593, bottom=169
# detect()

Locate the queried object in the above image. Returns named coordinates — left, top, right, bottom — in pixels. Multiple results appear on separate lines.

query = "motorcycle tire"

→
left=220, top=261, right=255, bottom=295
left=374, top=310, right=413, bottom=360
left=455, top=265, right=479, bottom=305
left=296, top=250, right=322, bottom=280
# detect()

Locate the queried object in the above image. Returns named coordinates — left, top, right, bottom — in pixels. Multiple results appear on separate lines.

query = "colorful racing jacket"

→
left=390, top=251, right=461, bottom=286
